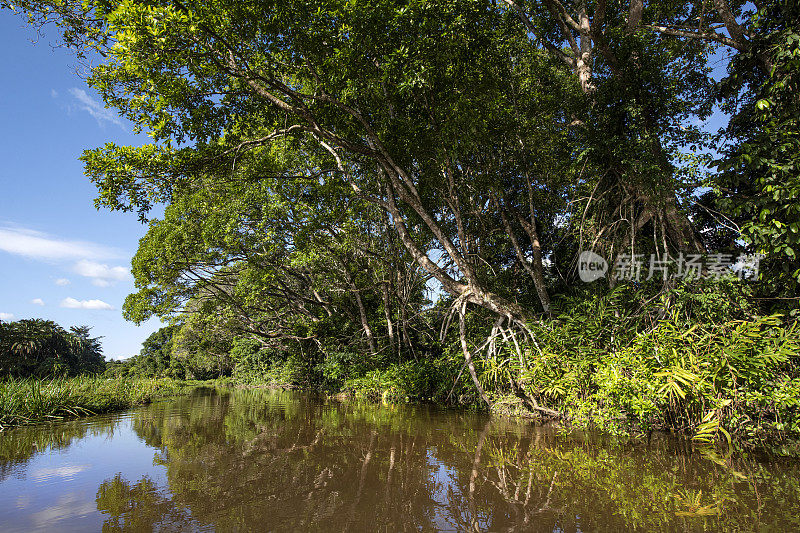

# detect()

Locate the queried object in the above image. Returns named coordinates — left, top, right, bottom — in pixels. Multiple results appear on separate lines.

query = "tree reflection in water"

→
left=96, top=474, right=199, bottom=532
left=5, top=388, right=800, bottom=531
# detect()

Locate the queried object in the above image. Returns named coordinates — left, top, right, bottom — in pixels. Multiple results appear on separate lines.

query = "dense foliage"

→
left=5, top=0, right=800, bottom=450
left=715, top=1, right=800, bottom=293
left=108, top=325, right=184, bottom=378
left=0, top=319, right=105, bottom=378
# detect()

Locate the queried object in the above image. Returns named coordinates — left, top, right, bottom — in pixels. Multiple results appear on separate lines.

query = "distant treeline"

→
left=107, top=325, right=229, bottom=380
left=0, top=319, right=105, bottom=378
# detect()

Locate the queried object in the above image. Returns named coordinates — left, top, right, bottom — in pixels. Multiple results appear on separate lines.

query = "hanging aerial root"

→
left=442, top=295, right=562, bottom=418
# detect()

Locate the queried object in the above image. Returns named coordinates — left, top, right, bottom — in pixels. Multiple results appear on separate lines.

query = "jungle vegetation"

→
left=0, top=319, right=105, bottom=378
left=0, top=319, right=201, bottom=429
left=4, top=0, right=800, bottom=450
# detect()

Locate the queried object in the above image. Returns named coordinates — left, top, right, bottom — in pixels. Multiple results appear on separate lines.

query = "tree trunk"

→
left=497, top=203, right=551, bottom=313
left=459, top=302, right=491, bottom=408
left=342, top=266, right=377, bottom=354
left=381, top=280, right=396, bottom=359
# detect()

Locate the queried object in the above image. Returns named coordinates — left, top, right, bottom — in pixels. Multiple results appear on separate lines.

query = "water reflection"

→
left=0, top=416, right=116, bottom=484
left=1, top=388, right=800, bottom=531
left=96, top=474, right=202, bottom=532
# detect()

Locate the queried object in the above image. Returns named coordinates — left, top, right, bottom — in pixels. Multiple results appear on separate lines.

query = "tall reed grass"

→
left=0, top=377, right=192, bottom=430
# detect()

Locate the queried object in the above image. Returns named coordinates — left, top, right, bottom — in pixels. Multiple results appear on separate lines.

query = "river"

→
left=0, top=387, right=798, bottom=531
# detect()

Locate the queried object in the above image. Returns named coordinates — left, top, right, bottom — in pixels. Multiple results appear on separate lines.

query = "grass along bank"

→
left=0, top=377, right=202, bottom=430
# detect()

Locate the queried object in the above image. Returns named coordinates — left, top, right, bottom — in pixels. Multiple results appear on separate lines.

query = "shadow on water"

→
left=2, top=387, right=800, bottom=531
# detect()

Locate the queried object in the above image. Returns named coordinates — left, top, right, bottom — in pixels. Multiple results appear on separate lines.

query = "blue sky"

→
left=0, top=14, right=161, bottom=359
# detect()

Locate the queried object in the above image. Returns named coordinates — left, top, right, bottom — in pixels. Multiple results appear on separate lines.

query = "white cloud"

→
left=31, top=298, right=45, bottom=306
left=0, top=312, right=14, bottom=321
left=68, top=87, right=124, bottom=128
left=73, top=259, right=130, bottom=287
left=30, top=464, right=90, bottom=482
left=30, top=491, right=96, bottom=530
left=60, top=297, right=114, bottom=310
left=55, top=278, right=71, bottom=286
left=0, top=225, right=121, bottom=262
left=51, top=88, right=58, bottom=98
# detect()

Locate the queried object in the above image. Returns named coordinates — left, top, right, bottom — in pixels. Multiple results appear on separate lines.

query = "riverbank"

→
left=233, top=373, right=800, bottom=457
left=0, top=377, right=206, bottom=430
left=4, top=374, right=799, bottom=457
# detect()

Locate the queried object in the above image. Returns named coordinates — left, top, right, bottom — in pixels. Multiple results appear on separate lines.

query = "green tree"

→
left=6, top=0, right=796, bottom=417
left=715, top=1, right=800, bottom=293
left=0, top=319, right=104, bottom=377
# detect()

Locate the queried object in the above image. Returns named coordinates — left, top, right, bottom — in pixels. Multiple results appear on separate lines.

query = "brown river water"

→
left=1, top=387, right=799, bottom=531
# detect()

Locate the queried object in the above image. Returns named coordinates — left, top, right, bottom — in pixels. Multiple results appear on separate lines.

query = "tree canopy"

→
left=5, top=0, right=800, bottom=437
left=0, top=319, right=105, bottom=377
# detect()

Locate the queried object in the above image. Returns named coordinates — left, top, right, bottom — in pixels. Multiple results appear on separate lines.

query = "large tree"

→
left=10, top=0, right=578, bottom=320
left=7, top=0, right=790, bottom=406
